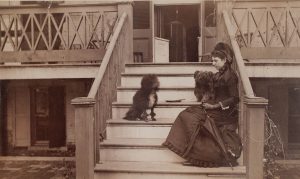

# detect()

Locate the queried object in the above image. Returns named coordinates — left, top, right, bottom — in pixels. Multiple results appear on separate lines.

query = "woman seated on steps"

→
left=163, top=42, right=242, bottom=167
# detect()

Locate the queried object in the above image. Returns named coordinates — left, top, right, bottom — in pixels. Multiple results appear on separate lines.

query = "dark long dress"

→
left=163, top=66, right=242, bottom=167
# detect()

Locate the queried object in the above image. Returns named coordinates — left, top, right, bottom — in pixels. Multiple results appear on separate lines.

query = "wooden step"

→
left=125, top=62, right=216, bottom=74
left=100, top=138, right=245, bottom=164
left=121, top=73, right=195, bottom=87
left=100, top=138, right=165, bottom=147
left=117, top=86, right=196, bottom=102
left=112, top=101, right=200, bottom=120
left=124, top=61, right=300, bottom=81
left=94, top=161, right=246, bottom=179
left=106, top=119, right=173, bottom=139
left=107, top=118, right=174, bottom=125
left=100, top=138, right=184, bottom=163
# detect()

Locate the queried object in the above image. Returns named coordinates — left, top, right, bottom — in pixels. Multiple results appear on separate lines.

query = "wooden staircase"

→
left=94, top=62, right=246, bottom=179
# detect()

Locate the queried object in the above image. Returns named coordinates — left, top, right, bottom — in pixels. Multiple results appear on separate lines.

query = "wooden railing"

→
left=223, top=12, right=255, bottom=98
left=71, top=2, right=133, bottom=178
left=222, top=11, right=268, bottom=179
left=89, top=11, right=128, bottom=165
left=230, top=0, right=300, bottom=59
left=0, top=4, right=118, bottom=63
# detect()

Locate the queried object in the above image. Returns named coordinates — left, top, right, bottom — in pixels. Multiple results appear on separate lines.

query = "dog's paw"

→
left=145, top=115, right=152, bottom=122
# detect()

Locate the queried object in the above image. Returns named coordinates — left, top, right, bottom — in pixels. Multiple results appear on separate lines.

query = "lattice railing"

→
left=232, top=1, right=300, bottom=48
left=0, top=4, right=118, bottom=63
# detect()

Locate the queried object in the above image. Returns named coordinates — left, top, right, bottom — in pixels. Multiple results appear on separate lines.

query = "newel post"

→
left=71, top=97, right=96, bottom=179
left=244, top=97, right=268, bottom=179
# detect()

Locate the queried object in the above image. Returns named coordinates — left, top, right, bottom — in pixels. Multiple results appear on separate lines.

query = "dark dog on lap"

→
left=123, top=74, right=159, bottom=121
left=194, top=71, right=214, bottom=103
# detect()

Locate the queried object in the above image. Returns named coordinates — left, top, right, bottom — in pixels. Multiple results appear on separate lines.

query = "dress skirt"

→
left=163, top=105, right=238, bottom=167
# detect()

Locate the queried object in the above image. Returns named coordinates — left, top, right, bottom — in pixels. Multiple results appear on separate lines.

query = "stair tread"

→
left=101, top=138, right=165, bottom=147
left=113, top=100, right=200, bottom=106
left=125, top=60, right=300, bottom=66
left=126, top=62, right=213, bottom=66
left=117, top=86, right=194, bottom=90
left=95, top=161, right=246, bottom=175
left=122, top=73, right=195, bottom=76
left=107, top=118, right=173, bottom=125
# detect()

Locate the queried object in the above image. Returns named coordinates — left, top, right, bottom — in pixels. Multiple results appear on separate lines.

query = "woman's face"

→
left=212, top=56, right=226, bottom=70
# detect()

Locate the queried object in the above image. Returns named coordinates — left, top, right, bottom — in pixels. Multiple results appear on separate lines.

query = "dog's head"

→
left=194, top=71, right=214, bottom=102
left=141, top=74, right=160, bottom=92
left=194, top=71, right=214, bottom=86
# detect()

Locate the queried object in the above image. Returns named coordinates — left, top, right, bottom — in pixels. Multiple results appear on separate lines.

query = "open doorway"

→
left=155, top=5, right=200, bottom=62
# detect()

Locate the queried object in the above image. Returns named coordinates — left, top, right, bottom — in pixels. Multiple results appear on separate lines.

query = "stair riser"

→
left=112, top=106, right=185, bottom=120
left=125, top=65, right=216, bottom=74
left=100, top=148, right=184, bottom=163
left=117, top=89, right=196, bottom=102
left=106, top=125, right=171, bottom=139
left=121, top=76, right=195, bottom=88
left=95, top=173, right=245, bottom=179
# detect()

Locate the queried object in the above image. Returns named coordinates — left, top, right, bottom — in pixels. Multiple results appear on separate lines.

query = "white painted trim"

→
left=151, top=1, right=155, bottom=62
left=152, top=0, right=202, bottom=5
left=0, top=66, right=98, bottom=80
left=246, top=65, right=300, bottom=78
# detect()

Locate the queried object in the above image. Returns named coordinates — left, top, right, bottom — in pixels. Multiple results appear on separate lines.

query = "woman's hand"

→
left=202, top=102, right=219, bottom=110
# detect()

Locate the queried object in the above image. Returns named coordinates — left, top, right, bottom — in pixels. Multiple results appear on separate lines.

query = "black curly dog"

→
left=123, top=74, right=159, bottom=121
left=194, top=71, right=214, bottom=103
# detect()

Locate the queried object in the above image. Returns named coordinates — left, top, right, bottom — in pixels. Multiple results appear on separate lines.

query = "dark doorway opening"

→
left=288, top=87, right=300, bottom=145
left=156, top=5, right=200, bottom=62
left=30, top=86, right=65, bottom=148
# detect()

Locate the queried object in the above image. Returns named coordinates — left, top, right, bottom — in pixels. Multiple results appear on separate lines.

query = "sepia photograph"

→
left=0, top=0, right=299, bottom=178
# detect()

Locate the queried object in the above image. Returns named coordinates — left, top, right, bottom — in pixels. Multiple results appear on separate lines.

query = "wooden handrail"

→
left=222, top=11, right=255, bottom=98
left=88, top=12, right=127, bottom=98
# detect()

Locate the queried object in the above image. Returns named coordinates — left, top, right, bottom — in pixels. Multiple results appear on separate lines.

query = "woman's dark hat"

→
left=212, top=42, right=234, bottom=64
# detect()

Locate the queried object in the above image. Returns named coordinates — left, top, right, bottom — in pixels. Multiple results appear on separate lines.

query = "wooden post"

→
left=71, top=97, right=96, bottom=179
left=244, top=97, right=268, bottom=179
left=118, top=1, right=133, bottom=64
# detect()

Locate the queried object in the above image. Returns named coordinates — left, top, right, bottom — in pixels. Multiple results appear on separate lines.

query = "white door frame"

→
left=151, top=0, right=203, bottom=62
